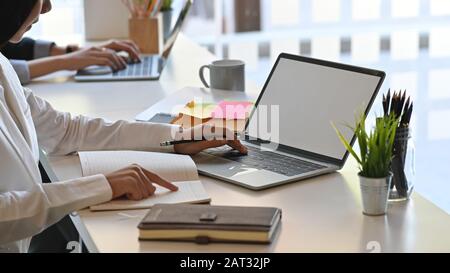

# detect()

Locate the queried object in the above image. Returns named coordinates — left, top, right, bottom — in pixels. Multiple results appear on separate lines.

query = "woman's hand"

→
left=98, top=40, right=141, bottom=62
left=57, top=40, right=141, bottom=72
left=173, top=125, right=248, bottom=156
left=105, top=164, right=178, bottom=201
left=59, top=46, right=131, bottom=71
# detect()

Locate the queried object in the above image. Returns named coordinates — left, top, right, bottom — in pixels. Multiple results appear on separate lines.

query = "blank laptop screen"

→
left=248, top=57, right=383, bottom=161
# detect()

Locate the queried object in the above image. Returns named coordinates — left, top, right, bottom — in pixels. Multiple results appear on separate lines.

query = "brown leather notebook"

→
left=138, top=204, right=282, bottom=244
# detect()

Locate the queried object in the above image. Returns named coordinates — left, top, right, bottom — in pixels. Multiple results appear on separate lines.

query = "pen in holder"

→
left=382, top=89, right=415, bottom=201
left=128, top=14, right=163, bottom=54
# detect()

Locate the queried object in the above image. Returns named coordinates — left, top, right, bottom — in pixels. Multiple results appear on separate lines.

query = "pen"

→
left=122, top=0, right=136, bottom=17
left=161, top=133, right=242, bottom=146
left=160, top=139, right=205, bottom=147
left=146, top=0, right=156, bottom=17
left=152, top=0, right=163, bottom=17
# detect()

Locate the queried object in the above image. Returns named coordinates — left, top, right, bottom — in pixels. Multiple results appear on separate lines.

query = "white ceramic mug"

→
left=199, top=60, right=245, bottom=91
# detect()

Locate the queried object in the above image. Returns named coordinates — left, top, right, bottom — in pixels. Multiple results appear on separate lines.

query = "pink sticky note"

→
left=211, top=101, right=253, bottom=119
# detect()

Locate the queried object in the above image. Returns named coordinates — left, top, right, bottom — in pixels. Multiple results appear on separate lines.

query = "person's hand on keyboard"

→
left=59, top=46, right=128, bottom=72
left=21, top=39, right=144, bottom=80
left=173, top=124, right=248, bottom=156
left=56, top=40, right=141, bottom=72
left=98, top=40, right=141, bottom=63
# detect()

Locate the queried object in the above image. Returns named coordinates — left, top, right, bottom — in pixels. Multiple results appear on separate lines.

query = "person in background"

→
left=1, top=37, right=142, bottom=84
left=0, top=0, right=247, bottom=253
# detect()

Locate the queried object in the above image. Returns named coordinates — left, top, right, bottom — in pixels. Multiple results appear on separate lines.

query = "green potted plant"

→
left=333, top=113, right=399, bottom=216
left=161, top=0, right=174, bottom=42
left=161, top=0, right=174, bottom=11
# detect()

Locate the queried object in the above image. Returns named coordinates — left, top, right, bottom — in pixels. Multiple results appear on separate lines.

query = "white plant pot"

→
left=359, top=173, right=393, bottom=216
left=161, top=10, right=173, bottom=43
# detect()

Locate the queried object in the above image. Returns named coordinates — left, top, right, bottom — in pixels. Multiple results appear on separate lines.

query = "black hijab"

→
left=0, top=1, right=37, bottom=47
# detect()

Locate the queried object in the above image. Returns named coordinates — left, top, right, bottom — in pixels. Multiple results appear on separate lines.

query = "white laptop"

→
left=75, top=0, right=192, bottom=82
left=193, top=53, right=385, bottom=190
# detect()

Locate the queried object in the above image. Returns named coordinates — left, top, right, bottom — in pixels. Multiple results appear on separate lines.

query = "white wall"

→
left=84, top=0, right=129, bottom=40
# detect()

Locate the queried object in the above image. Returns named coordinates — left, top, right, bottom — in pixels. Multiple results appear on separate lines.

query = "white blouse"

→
left=0, top=53, right=176, bottom=252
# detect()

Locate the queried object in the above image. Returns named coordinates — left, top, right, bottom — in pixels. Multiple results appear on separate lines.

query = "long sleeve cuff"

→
left=9, top=60, right=31, bottom=85
left=43, top=174, right=113, bottom=212
left=128, top=122, right=181, bottom=153
left=34, top=40, right=55, bottom=59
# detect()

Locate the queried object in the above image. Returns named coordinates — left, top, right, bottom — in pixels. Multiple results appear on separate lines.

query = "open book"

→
left=78, top=151, right=211, bottom=211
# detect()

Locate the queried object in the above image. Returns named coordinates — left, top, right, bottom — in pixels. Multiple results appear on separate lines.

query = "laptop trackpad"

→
left=77, top=65, right=112, bottom=75
left=194, top=154, right=258, bottom=176
left=194, top=154, right=287, bottom=188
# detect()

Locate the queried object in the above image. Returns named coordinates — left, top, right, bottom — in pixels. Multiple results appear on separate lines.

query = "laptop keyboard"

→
left=204, top=145, right=327, bottom=177
left=112, top=56, right=155, bottom=77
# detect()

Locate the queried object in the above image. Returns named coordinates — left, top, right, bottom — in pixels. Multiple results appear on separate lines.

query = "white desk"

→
left=30, top=34, right=450, bottom=253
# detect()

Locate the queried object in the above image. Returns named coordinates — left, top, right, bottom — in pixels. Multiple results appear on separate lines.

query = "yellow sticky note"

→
left=179, top=101, right=217, bottom=119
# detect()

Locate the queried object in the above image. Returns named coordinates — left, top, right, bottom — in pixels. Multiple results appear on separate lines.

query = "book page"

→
left=90, top=181, right=211, bottom=211
left=79, top=150, right=199, bottom=182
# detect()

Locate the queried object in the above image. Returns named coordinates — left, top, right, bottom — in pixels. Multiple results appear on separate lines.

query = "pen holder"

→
left=389, top=126, right=415, bottom=201
left=128, top=15, right=162, bottom=54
